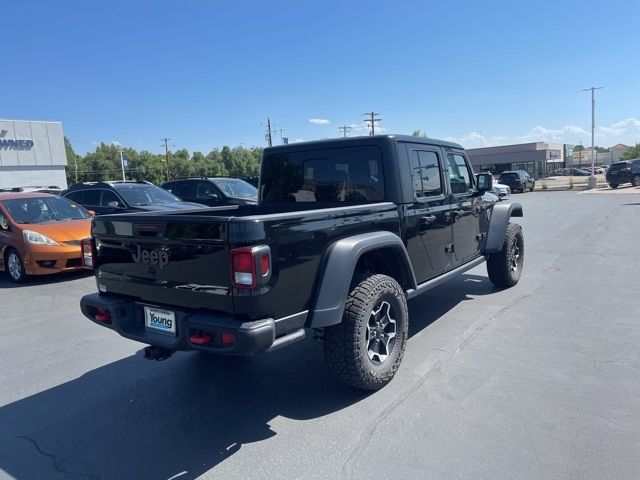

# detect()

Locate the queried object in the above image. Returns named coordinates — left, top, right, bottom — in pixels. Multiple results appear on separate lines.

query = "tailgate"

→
left=92, top=215, right=233, bottom=313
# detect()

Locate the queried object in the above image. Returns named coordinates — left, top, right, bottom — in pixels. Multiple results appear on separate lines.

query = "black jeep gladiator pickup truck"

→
left=80, top=135, right=523, bottom=390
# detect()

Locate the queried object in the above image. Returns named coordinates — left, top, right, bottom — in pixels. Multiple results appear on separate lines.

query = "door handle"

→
left=419, top=215, right=436, bottom=230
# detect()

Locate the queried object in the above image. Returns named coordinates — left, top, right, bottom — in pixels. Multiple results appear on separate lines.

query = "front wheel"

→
left=486, top=223, right=524, bottom=288
left=632, top=175, right=640, bottom=187
left=324, top=274, right=408, bottom=390
left=6, top=249, right=28, bottom=282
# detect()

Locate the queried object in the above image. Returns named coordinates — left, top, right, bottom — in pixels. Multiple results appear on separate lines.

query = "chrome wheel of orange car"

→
left=7, top=250, right=27, bottom=282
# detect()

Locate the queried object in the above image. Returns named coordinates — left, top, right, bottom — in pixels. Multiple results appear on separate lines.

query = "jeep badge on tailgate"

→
left=131, top=245, right=169, bottom=269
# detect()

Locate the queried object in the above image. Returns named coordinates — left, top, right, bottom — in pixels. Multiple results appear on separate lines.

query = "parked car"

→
left=62, top=181, right=207, bottom=215
left=606, top=160, right=640, bottom=188
left=0, top=186, right=62, bottom=195
left=160, top=177, right=258, bottom=207
left=80, top=135, right=524, bottom=391
left=498, top=170, right=535, bottom=193
left=0, top=192, right=92, bottom=282
left=569, top=168, right=591, bottom=176
left=489, top=174, right=511, bottom=198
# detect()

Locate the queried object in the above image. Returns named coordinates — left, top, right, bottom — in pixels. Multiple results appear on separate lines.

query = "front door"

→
left=445, top=151, right=481, bottom=266
left=404, top=145, right=452, bottom=283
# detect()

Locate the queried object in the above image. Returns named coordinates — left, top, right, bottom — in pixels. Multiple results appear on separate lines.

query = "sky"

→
left=1, top=0, right=639, bottom=154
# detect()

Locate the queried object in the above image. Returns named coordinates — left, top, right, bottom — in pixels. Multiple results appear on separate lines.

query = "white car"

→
left=490, top=174, right=511, bottom=198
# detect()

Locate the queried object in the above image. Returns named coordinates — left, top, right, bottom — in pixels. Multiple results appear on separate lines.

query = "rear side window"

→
left=409, top=149, right=442, bottom=198
left=261, top=146, right=384, bottom=203
left=500, top=173, right=517, bottom=180
left=446, top=153, right=473, bottom=194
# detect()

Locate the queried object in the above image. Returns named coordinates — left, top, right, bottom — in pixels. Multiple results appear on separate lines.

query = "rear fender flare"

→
left=308, top=231, right=416, bottom=328
left=483, top=202, right=523, bottom=254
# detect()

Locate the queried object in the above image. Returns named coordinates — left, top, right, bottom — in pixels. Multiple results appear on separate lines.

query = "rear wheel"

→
left=632, top=175, right=640, bottom=187
left=487, top=223, right=524, bottom=288
left=6, top=249, right=27, bottom=282
left=609, top=183, right=619, bottom=189
left=324, top=274, right=408, bottom=390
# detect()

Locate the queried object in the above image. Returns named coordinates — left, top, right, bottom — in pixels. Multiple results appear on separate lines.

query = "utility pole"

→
left=119, top=148, right=126, bottom=182
left=265, top=118, right=273, bottom=147
left=582, top=86, right=603, bottom=189
left=74, top=157, right=78, bottom=183
left=363, top=112, right=381, bottom=136
left=161, top=137, right=171, bottom=181
left=339, top=125, right=352, bottom=138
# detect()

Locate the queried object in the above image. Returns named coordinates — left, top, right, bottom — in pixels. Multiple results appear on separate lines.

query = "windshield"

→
left=2, top=196, right=90, bottom=224
left=211, top=178, right=258, bottom=198
left=116, top=184, right=182, bottom=206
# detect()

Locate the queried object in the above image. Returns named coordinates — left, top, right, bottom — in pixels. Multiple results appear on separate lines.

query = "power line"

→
left=339, top=125, right=352, bottom=138
left=363, top=112, right=382, bottom=136
left=161, top=137, right=171, bottom=181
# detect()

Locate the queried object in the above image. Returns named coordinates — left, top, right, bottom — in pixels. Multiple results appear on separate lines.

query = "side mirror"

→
left=87, top=210, right=96, bottom=216
left=206, top=193, right=220, bottom=199
left=0, top=214, right=9, bottom=231
left=476, top=173, right=493, bottom=193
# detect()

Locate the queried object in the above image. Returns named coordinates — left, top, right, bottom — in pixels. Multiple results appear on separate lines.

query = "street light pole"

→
left=582, top=86, right=603, bottom=189
left=119, top=148, right=126, bottom=182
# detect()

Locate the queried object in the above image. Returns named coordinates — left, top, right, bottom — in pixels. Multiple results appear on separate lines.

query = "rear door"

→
left=404, top=144, right=452, bottom=282
left=445, top=151, right=482, bottom=266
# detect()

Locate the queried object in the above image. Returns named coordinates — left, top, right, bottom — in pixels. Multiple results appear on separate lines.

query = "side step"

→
left=266, top=329, right=305, bottom=352
left=405, top=256, right=486, bottom=300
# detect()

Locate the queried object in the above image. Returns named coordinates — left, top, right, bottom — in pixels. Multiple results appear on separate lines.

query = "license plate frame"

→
left=144, top=306, right=176, bottom=336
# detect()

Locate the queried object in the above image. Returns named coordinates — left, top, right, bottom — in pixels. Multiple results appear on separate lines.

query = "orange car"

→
left=0, top=192, right=92, bottom=282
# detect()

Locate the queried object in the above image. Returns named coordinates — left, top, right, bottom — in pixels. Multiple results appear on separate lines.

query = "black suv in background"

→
left=606, top=160, right=640, bottom=188
left=62, top=181, right=206, bottom=215
left=160, top=177, right=258, bottom=207
left=498, top=170, right=535, bottom=193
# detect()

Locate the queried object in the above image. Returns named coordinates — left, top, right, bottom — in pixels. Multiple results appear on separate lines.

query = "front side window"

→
left=261, top=146, right=384, bottom=203
left=100, top=190, right=120, bottom=207
left=446, top=153, right=473, bottom=194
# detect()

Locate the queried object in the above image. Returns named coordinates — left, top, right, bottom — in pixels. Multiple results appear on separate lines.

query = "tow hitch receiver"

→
left=143, top=346, right=174, bottom=361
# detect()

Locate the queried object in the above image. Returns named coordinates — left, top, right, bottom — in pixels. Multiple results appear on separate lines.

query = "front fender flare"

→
left=308, top=231, right=416, bottom=328
left=483, top=202, right=523, bottom=254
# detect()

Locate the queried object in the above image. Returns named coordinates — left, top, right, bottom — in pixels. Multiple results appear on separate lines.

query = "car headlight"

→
left=23, top=230, right=59, bottom=246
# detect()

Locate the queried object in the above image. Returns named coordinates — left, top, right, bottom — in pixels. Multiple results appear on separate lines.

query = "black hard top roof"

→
left=264, top=134, right=463, bottom=154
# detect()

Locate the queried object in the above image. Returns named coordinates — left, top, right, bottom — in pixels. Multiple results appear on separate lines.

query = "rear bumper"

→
left=80, top=293, right=305, bottom=355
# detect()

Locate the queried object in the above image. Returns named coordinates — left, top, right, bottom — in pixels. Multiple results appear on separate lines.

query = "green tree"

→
left=412, top=129, right=428, bottom=137
left=574, top=144, right=585, bottom=151
left=621, top=144, right=640, bottom=161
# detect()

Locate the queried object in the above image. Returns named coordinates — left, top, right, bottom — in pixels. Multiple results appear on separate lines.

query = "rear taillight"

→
left=81, top=237, right=96, bottom=269
left=230, top=245, right=271, bottom=289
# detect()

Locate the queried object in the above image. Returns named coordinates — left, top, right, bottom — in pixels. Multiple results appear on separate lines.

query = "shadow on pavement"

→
left=0, top=273, right=496, bottom=479
left=0, top=269, right=94, bottom=289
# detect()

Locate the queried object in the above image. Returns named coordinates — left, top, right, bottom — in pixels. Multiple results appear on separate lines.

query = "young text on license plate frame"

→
left=144, top=306, right=176, bottom=335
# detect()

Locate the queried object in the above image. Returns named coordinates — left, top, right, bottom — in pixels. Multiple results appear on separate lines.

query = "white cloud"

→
left=110, top=140, right=122, bottom=147
left=309, top=118, right=331, bottom=125
left=449, top=117, right=640, bottom=149
left=292, top=138, right=305, bottom=143
left=599, top=117, right=640, bottom=137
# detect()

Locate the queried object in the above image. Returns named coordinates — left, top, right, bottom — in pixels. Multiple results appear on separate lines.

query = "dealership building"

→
left=466, top=142, right=574, bottom=177
left=0, top=119, right=68, bottom=190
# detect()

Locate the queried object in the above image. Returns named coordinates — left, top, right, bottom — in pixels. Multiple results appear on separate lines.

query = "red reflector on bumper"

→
left=221, top=332, right=236, bottom=345
left=95, top=308, right=111, bottom=322
left=190, top=333, right=213, bottom=345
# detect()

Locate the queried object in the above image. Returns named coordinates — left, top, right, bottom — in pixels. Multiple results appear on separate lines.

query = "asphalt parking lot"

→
left=1, top=190, right=639, bottom=480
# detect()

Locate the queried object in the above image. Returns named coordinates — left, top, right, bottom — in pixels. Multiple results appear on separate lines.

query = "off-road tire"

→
left=487, top=223, right=523, bottom=288
left=609, top=183, right=618, bottom=189
left=632, top=175, right=640, bottom=187
left=324, top=274, right=408, bottom=390
left=5, top=249, right=27, bottom=282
